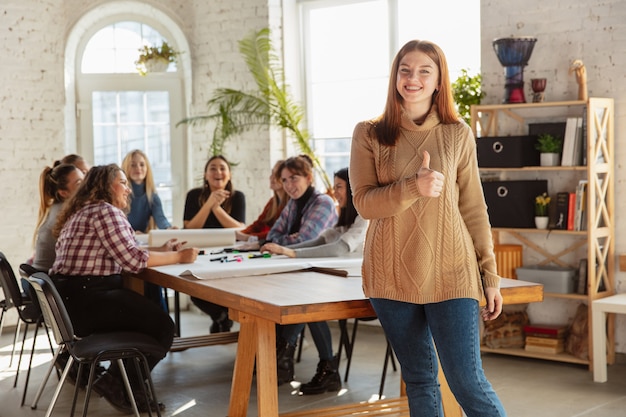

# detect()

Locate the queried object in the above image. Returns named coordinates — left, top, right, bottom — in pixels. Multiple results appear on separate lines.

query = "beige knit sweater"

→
left=350, top=109, right=500, bottom=305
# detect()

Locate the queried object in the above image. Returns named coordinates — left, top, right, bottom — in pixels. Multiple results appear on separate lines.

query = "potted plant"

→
left=534, top=192, right=550, bottom=229
left=452, top=68, right=485, bottom=125
left=535, top=133, right=562, bottom=166
left=177, top=28, right=332, bottom=192
left=135, top=41, right=181, bottom=76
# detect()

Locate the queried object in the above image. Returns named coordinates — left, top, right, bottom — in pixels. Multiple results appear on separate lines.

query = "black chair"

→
left=0, top=252, right=54, bottom=406
left=27, top=272, right=163, bottom=417
left=336, top=317, right=397, bottom=399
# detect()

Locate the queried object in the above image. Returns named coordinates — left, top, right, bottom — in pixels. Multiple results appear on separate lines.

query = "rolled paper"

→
left=148, top=228, right=236, bottom=248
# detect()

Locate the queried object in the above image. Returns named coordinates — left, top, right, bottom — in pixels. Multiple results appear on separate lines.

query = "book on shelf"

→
left=567, top=192, right=576, bottom=231
left=524, top=343, right=565, bottom=354
left=573, top=180, right=588, bottom=231
left=554, top=192, right=569, bottom=230
left=525, top=336, right=565, bottom=347
left=561, top=117, right=580, bottom=166
left=523, top=324, right=568, bottom=338
left=571, top=117, right=584, bottom=166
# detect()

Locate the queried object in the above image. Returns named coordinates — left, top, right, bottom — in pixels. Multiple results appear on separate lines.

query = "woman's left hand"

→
left=481, top=287, right=503, bottom=321
left=161, top=238, right=188, bottom=252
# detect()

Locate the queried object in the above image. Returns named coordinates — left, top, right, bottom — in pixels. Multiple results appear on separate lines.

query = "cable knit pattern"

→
left=350, top=110, right=500, bottom=305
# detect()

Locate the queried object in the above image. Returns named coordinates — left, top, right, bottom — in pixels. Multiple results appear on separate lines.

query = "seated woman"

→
left=235, top=159, right=287, bottom=243
left=261, top=167, right=366, bottom=394
left=265, top=155, right=337, bottom=245
left=183, top=155, right=246, bottom=333
left=31, top=162, right=85, bottom=272
left=50, top=164, right=198, bottom=413
left=122, top=149, right=175, bottom=310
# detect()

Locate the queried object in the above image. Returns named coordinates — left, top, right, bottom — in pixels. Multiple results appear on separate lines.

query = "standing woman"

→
left=31, top=163, right=85, bottom=272
left=183, top=155, right=246, bottom=332
left=349, top=40, right=506, bottom=417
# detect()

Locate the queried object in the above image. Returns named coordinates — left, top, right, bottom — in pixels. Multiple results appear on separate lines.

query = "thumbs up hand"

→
left=417, top=151, right=444, bottom=198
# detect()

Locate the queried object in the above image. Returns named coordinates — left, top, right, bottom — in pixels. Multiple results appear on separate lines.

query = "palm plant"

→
left=178, top=28, right=332, bottom=191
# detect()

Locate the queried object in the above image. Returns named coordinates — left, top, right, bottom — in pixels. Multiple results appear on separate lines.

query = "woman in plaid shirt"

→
left=50, top=164, right=198, bottom=413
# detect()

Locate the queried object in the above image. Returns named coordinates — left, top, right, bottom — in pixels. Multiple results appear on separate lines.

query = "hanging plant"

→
left=177, top=28, right=332, bottom=192
left=135, top=41, right=181, bottom=76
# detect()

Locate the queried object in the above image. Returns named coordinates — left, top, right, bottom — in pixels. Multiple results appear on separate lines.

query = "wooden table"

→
left=134, top=264, right=543, bottom=417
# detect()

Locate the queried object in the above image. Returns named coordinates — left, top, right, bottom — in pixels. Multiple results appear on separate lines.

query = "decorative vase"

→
left=540, top=153, right=560, bottom=166
left=492, top=37, right=537, bottom=103
left=144, top=57, right=170, bottom=73
left=534, top=216, right=549, bottom=229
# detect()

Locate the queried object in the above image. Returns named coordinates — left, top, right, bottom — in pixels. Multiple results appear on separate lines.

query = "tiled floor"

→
left=1, top=309, right=626, bottom=417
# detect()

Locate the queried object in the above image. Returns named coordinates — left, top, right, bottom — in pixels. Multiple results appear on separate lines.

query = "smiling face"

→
left=128, top=153, right=147, bottom=184
left=111, top=170, right=132, bottom=209
left=281, top=167, right=312, bottom=200
left=333, top=176, right=348, bottom=209
left=396, top=49, right=440, bottom=118
left=205, top=157, right=231, bottom=191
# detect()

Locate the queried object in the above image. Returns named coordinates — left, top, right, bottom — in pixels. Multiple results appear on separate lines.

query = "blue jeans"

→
left=279, top=321, right=334, bottom=361
left=370, top=298, right=506, bottom=417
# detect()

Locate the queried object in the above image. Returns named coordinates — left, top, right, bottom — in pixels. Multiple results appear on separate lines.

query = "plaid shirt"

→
left=51, top=202, right=149, bottom=276
left=266, top=189, right=338, bottom=246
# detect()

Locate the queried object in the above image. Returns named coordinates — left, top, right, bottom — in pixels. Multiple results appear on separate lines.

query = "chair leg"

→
left=173, top=291, right=181, bottom=336
left=116, top=358, right=141, bottom=417
left=21, top=320, right=42, bottom=406
left=341, top=319, right=358, bottom=382
left=31, top=346, right=63, bottom=409
left=378, top=340, right=396, bottom=399
left=9, top=317, right=21, bottom=368
left=44, top=356, right=73, bottom=417
left=136, top=355, right=162, bottom=417
left=13, top=322, right=30, bottom=387
left=296, top=327, right=305, bottom=363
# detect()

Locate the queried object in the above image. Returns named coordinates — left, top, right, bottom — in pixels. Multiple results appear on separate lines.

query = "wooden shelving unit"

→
left=471, top=98, right=615, bottom=369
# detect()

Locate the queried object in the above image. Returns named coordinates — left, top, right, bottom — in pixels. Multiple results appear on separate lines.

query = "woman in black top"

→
left=183, top=155, right=246, bottom=332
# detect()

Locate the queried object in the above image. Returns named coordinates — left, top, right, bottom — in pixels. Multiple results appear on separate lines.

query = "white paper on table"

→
left=150, top=254, right=363, bottom=280
left=148, top=229, right=236, bottom=248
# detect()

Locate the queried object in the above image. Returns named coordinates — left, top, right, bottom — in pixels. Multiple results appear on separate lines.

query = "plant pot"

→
left=144, top=58, right=170, bottom=73
left=534, top=216, right=549, bottom=229
left=540, top=153, right=560, bottom=166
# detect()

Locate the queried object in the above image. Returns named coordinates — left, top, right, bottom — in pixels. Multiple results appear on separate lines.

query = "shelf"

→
left=480, top=346, right=589, bottom=365
left=492, top=227, right=587, bottom=236
left=480, top=166, right=587, bottom=173
left=472, top=98, right=615, bottom=371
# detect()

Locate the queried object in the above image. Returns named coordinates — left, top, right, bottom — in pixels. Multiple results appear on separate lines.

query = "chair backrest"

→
left=0, top=251, right=24, bottom=309
left=27, top=272, right=75, bottom=346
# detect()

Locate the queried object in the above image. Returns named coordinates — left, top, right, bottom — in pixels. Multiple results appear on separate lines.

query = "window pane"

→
left=82, top=22, right=176, bottom=74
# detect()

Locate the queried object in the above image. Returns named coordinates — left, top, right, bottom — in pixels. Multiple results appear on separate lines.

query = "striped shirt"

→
left=51, top=202, right=149, bottom=276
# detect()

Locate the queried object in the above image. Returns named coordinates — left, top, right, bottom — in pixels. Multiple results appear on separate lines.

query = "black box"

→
left=482, top=180, right=548, bottom=228
left=477, top=136, right=540, bottom=168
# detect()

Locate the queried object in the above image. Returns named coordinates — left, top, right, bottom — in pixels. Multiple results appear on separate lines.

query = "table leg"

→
left=255, top=317, right=279, bottom=415
left=228, top=313, right=257, bottom=416
left=592, top=305, right=607, bottom=382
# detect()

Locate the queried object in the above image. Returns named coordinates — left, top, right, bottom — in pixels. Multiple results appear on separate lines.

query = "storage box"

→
left=494, top=244, right=523, bottom=279
left=477, top=135, right=540, bottom=168
left=516, top=266, right=577, bottom=294
left=482, top=180, right=548, bottom=228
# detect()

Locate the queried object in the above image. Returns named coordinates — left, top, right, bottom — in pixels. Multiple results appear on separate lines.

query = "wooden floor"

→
left=2, top=309, right=626, bottom=417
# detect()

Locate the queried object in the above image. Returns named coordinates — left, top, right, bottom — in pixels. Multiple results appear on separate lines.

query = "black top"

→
left=183, top=187, right=246, bottom=228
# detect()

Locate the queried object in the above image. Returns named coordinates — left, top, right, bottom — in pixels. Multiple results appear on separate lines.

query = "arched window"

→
left=68, top=4, right=191, bottom=227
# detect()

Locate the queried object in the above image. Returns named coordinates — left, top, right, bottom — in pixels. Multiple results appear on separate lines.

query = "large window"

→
left=300, top=0, right=481, bottom=178
left=77, top=22, right=184, bottom=225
